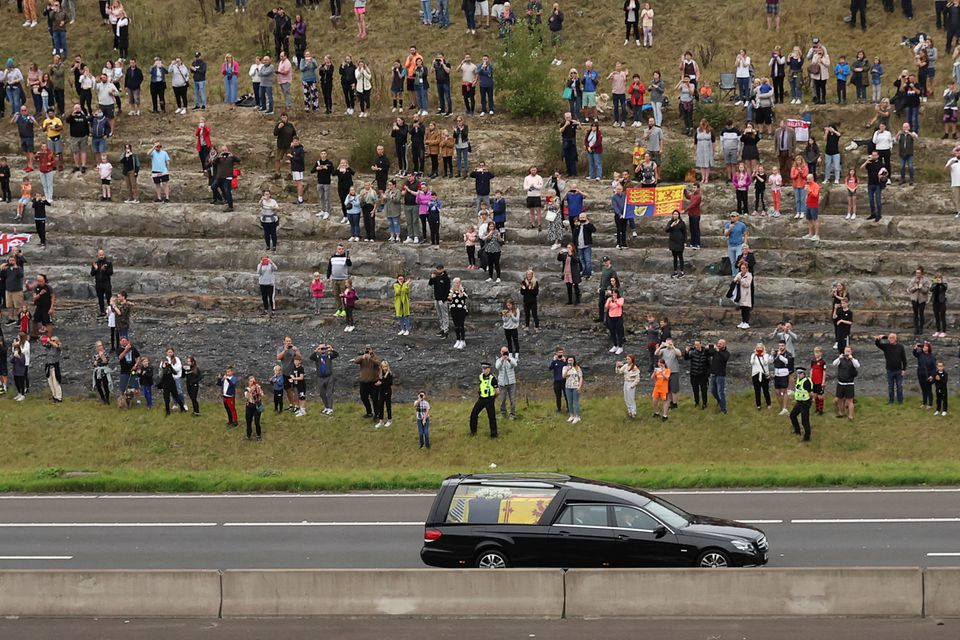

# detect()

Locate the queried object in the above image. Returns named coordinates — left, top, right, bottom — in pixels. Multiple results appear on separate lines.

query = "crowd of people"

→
left=0, top=0, right=957, bottom=447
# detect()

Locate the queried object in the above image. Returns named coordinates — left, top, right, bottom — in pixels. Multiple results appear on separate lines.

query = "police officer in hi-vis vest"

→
left=789, top=366, right=814, bottom=442
left=469, top=362, right=499, bottom=438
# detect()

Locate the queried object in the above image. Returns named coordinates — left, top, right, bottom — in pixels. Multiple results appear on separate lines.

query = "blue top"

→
left=583, top=69, right=599, bottom=92
left=834, top=62, right=851, bottom=82
left=270, top=374, right=284, bottom=391
left=869, top=63, right=884, bottom=84
left=610, top=192, right=626, bottom=218
left=491, top=197, right=507, bottom=222
left=150, top=65, right=167, bottom=83
left=549, top=358, right=565, bottom=382
left=566, top=191, right=585, bottom=218
left=478, top=62, right=494, bottom=88
left=149, top=149, right=171, bottom=174
left=725, top=220, right=747, bottom=246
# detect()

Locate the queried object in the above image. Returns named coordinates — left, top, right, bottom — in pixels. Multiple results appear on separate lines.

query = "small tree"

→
left=498, top=27, right=557, bottom=119
left=694, top=100, right=731, bottom=132
left=659, top=140, right=695, bottom=183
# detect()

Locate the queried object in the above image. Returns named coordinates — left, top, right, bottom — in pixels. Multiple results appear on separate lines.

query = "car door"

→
left=547, top=504, right=617, bottom=568
left=611, top=505, right=684, bottom=567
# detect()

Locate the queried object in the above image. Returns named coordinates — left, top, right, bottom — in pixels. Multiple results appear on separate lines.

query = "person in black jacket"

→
left=665, top=209, right=687, bottom=278
left=469, top=161, right=495, bottom=209
left=875, top=332, right=907, bottom=404
left=287, top=137, right=305, bottom=204
left=391, top=116, right=409, bottom=175
left=683, top=340, right=711, bottom=409
left=707, top=339, right=730, bottom=414
left=410, top=116, right=426, bottom=176
left=184, top=355, right=202, bottom=416
left=319, top=55, right=335, bottom=114
left=90, top=248, right=113, bottom=317
left=267, top=7, right=292, bottom=60
left=339, top=55, right=357, bottom=115
left=570, top=213, right=596, bottom=278
left=428, top=263, right=451, bottom=338
left=158, top=356, right=186, bottom=416
left=371, top=145, right=390, bottom=191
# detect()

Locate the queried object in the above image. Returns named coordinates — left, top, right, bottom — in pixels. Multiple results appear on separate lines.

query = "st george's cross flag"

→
left=0, top=233, right=32, bottom=254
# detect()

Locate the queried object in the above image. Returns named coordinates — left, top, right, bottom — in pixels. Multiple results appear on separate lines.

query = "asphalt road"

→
left=0, top=489, right=959, bottom=569
left=1, top=617, right=957, bottom=640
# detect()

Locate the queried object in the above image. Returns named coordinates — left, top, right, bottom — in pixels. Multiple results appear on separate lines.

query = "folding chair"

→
left=718, top=72, right=737, bottom=102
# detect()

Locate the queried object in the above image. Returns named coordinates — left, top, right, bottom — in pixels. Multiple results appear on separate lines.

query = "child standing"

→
left=291, top=355, right=306, bottom=416
left=844, top=168, right=859, bottom=220
left=16, top=178, right=32, bottom=221
left=414, top=390, right=431, bottom=449
left=310, top=271, right=325, bottom=315
left=269, top=364, right=284, bottom=413
left=427, top=191, right=442, bottom=246
left=393, top=274, right=411, bottom=335
left=869, top=57, right=884, bottom=104
left=107, top=296, right=118, bottom=352
left=810, top=346, right=827, bottom=415
left=0, top=157, right=11, bottom=202
left=753, top=164, right=767, bottom=215
left=340, top=278, right=358, bottom=332
left=136, top=356, right=154, bottom=409
left=463, top=224, right=478, bottom=269
left=97, top=158, right=113, bottom=201
left=217, top=366, right=239, bottom=427
left=769, top=166, right=782, bottom=217
left=651, top=358, right=670, bottom=421
left=834, top=55, right=850, bottom=104
left=732, top=163, right=751, bottom=215
left=640, top=2, right=654, bottom=47
left=32, top=194, right=49, bottom=248
left=933, top=361, right=949, bottom=416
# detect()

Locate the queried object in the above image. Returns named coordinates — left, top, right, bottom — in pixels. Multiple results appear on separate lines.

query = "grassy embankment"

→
left=1, top=394, right=956, bottom=491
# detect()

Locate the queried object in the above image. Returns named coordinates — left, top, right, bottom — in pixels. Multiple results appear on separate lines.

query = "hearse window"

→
left=444, top=485, right=559, bottom=524
left=612, top=506, right=660, bottom=531
left=643, top=499, right=690, bottom=530
left=554, top=505, right=609, bottom=527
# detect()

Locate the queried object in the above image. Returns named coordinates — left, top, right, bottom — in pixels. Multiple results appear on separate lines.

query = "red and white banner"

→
left=786, top=118, right=810, bottom=142
left=0, top=233, right=32, bottom=254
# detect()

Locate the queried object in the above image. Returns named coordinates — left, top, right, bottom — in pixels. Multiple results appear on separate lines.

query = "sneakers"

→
left=802, top=234, right=812, bottom=240
left=295, top=408, right=306, bottom=417
left=374, top=421, right=383, bottom=429
left=778, top=408, right=789, bottom=416
left=737, top=322, right=751, bottom=329
left=810, top=234, right=820, bottom=242
left=608, top=346, right=617, bottom=353
left=794, top=212, right=803, bottom=219
left=615, top=347, right=623, bottom=355
left=344, top=325, right=355, bottom=332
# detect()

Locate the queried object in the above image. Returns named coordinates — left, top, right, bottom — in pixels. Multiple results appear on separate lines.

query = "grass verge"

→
left=1, top=394, right=957, bottom=492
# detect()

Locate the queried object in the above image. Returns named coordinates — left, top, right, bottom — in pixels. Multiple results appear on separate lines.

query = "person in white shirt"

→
left=871, top=122, right=894, bottom=172
left=946, top=147, right=960, bottom=217
left=167, top=57, right=191, bottom=114
left=735, top=49, right=752, bottom=104
left=457, top=55, right=478, bottom=114
left=249, top=57, right=263, bottom=110
left=94, top=73, right=120, bottom=128
left=163, top=347, right=185, bottom=407
left=522, top=165, right=544, bottom=229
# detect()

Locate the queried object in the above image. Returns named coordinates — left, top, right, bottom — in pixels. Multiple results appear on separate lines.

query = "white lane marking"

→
left=1, top=488, right=959, bottom=500
left=0, top=556, right=74, bottom=560
left=927, top=553, right=960, bottom=557
left=223, top=521, right=423, bottom=527
left=792, top=518, right=960, bottom=524
left=0, top=523, right=218, bottom=528
left=739, top=520, right=784, bottom=524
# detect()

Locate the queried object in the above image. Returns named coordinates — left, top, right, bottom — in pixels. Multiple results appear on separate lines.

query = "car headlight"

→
left=731, top=539, right=755, bottom=553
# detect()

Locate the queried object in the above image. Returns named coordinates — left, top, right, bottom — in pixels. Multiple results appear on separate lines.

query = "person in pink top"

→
left=276, top=51, right=293, bottom=111
left=604, top=277, right=625, bottom=355
left=607, top=62, right=629, bottom=128
left=415, top=182, right=432, bottom=244
left=310, top=271, right=325, bottom=315
left=732, top=162, right=752, bottom=215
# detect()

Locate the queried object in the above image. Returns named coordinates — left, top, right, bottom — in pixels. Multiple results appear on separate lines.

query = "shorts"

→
left=47, top=137, right=64, bottom=153
left=847, top=189, right=857, bottom=197
left=582, top=91, right=597, bottom=107
left=805, top=207, right=819, bottom=221
left=755, top=106, right=773, bottom=125
left=836, top=384, right=855, bottom=399
left=70, top=136, right=90, bottom=152
left=526, top=196, right=542, bottom=208
left=774, top=375, right=789, bottom=389
left=100, top=104, right=115, bottom=120
left=765, top=2, right=779, bottom=13
left=723, top=148, right=738, bottom=164
left=5, top=291, right=24, bottom=310
left=283, top=377, right=293, bottom=390
left=20, top=137, right=35, bottom=153
left=354, top=6, right=365, bottom=13
left=291, top=171, right=304, bottom=181
left=652, top=390, right=668, bottom=401
left=101, top=178, right=112, bottom=185
left=18, top=197, right=31, bottom=206
left=944, top=109, right=957, bottom=123
left=297, top=388, right=306, bottom=400
left=928, top=68, right=937, bottom=78
left=668, top=374, right=679, bottom=394
left=152, top=173, right=170, bottom=184
left=475, top=0, right=489, bottom=15
left=812, top=383, right=824, bottom=395
left=406, top=77, right=415, bottom=92
left=92, top=137, right=107, bottom=153
left=34, top=310, right=51, bottom=325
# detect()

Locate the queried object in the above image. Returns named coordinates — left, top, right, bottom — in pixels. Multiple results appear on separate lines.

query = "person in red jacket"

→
left=195, top=118, right=212, bottom=171
left=627, top=74, right=646, bottom=127
left=810, top=346, right=827, bottom=415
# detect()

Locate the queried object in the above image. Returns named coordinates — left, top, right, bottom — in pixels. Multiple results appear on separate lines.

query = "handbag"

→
left=562, top=86, right=573, bottom=100
left=545, top=209, right=558, bottom=222
left=467, top=142, right=473, bottom=153
left=256, top=403, right=265, bottom=414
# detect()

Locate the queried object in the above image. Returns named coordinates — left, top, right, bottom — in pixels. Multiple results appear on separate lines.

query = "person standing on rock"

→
left=213, top=145, right=240, bottom=212
left=273, top=112, right=297, bottom=178
left=257, top=256, right=278, bottom=314
left=259, top=190, right=280, bottom=252
left=401, top=173, right=421, bottom=242
left=371, top=144, right=390, bottom=192
left=723, top=212, right=749, bottom=278
left=310, top=342, right=338, bottom=416
left=470, top=361, right=499, bottom=437
left=112, top=290, right=132, bottom=340
left=312, top=150, right=334, bottom=219
left=428, top=264, right=451, bottom=339
left=394, top=274, right=412, bottom=336
left=277, top=336, right=301, bottom=411
left=327, top=244, right=352, bottom=318
left=353, top=345, right=382, bottom=419
left=448, top=277, right=469, bottom=349
left=520, top=270, right=539, bottom=330
left=287, top=137, right=305, bottom=204
left=908, top=266, right=931, bottom=336
left=733, top=260, right=754, bottom=329
left=90, top=248, right=113, bottom=318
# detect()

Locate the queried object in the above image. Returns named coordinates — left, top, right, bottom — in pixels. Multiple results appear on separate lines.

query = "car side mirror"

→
left=654, top=525, right=668, bottom=539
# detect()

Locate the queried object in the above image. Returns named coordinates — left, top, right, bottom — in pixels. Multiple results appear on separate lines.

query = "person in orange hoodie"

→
left=651, top=357, right=671, bottom=421
left=789, top=154, right=807, bottom=219
left=403, top=47, right=423, bottom=110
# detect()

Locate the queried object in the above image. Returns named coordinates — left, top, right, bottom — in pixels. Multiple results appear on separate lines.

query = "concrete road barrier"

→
left=221, top=569, right=565, bottom=617
left=924, top=568, right=960, bottom=617
left=565, top=568, right=923, bottom=617
left=0, top=570, right=222, bottom=617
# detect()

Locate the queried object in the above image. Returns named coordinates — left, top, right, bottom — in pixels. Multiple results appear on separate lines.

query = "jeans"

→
left=348, top=212, right=361, bottom=238
left=194, top=80, right=207, bottom=107
left=919, top=375, right=934, bottom=407
left=479, top=85, right=494, bottom=112
left=260, top=85, right=274, bottom=112
left=587, top=152, right=602, bottom=179
left=905, top=106, right=920, bottom=134
left=52, top=30, right=67, bottom=57
left=899, top=154, right=914, bottom=183
left=224, top=75, right=238, bottom=104
left=499, top=383, right=516, bottom=417
left=710, top=374, right=727, bottom=412
left=38, top=170, right=54, bottom=200
left=793, top=186, right=806, bottom=213
left=824, top=153, right=841, bottom=182
left=790, top=75, right=802, bottom=101
left=562, top=138, right=578, bottom=176
left=436, top=0, right=449, bottom=25
left=415, top=85, right=428, bottom=111
left=6, top=86, right=22, bottom=115
left=456, top=147, right=469, bottom=175
left=737, top=76, right=750, bottom=101
left=387, top=215, right=401, bottom=236
left=564, top=387, right=581, bottom=417
left=464, top=7, right=476, bottom=29
left=886, top=369, right=903, bottom=404
left=437, top=81, right=452, bottom=113
left=868, top=184, right=882, bottom=217
left=399, top=315, right=411, bottom=332
left=568, top=97, right=581, bottom=120
left=421, top=0, right=431, bottom=20
left=727, top=244, right=742, bottom=275
left=651, top=101, right=662, bottom=126
left=578, top=245, right=592, bottom=277
left=316, top=183, right=330, bottom=213
left=612, top=93, right=626, bottom=123
left=417, top=418, right=431, bottom=448
left=217, top=178, right=233, bottom=207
